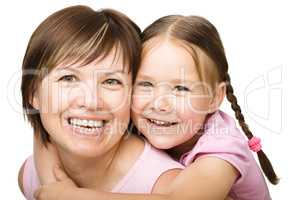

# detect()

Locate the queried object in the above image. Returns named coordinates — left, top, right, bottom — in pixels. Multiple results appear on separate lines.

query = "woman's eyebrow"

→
left=55, top=66, right=126, bottom=75
left=136, top=74, right=154, bottom=80
left=102, top=70, right=127, bottom=76
left=55, top=66, right=79, bottom=73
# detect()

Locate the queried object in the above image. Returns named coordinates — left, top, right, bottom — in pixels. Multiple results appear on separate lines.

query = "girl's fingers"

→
left=33, top=187, right=42, bottom=199
left=53, top=165, right=69, bottom=181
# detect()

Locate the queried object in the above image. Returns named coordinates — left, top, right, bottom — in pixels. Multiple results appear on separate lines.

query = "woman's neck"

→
left=56, top=138, right=123, bottom=190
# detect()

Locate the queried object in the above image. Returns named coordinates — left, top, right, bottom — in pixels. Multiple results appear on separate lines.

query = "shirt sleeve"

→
left=23, top=155, right=40, bottom=200
left=182, top=134, right=251, bottom=182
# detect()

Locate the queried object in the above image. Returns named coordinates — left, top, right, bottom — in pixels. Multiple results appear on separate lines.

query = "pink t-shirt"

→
left=22, top=139, right=184, bottom=200
left=180, top=110, right=271, bottom=200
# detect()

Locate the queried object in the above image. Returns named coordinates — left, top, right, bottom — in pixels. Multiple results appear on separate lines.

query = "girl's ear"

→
left=209, top=82, right=226, bottom=113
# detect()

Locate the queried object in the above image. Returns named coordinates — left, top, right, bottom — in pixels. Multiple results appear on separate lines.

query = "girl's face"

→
left=132, top=39, right=215, bottom=149
left=33, top=50, right=132, bottom=158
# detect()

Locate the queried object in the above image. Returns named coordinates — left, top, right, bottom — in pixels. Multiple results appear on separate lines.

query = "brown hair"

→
left=141, top=15, right=279, bottom=184
left=21, top=5, right=141, bottom=145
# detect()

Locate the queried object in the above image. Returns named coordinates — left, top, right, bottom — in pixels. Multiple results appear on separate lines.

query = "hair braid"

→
left=225, top=73, right=279, bottom=185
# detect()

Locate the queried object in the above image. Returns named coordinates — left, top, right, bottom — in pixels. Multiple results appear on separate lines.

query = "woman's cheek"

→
left=38, top=81, right=61, bottom=114
left=102, top=89, right=130, bottom=114
left=53, top=85, right=80, bottom=113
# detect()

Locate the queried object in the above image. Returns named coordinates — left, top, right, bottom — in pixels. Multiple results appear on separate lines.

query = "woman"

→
left=18, top=5, right=183, bottom=200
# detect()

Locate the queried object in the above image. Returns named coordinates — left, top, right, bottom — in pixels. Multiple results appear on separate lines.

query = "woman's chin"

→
left=64, top=143, right=106, bottom=158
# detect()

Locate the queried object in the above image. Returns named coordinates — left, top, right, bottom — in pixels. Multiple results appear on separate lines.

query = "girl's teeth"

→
left=149, top=119, right=175, bottom=126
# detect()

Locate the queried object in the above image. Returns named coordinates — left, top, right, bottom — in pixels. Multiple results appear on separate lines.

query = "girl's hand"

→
left=34, top=166, right=78, bottom=200
left=34, top=134, right=62, bottom=184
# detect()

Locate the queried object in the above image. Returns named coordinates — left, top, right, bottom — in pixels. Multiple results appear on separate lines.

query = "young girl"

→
left=32, top=15, right=278, bottom=200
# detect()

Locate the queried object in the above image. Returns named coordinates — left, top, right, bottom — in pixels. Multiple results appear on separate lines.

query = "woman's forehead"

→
left=54, top=48, right=130, bottom=74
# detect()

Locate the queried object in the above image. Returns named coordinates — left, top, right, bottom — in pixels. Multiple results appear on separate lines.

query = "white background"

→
left=1, top=0, right=288, bottom=199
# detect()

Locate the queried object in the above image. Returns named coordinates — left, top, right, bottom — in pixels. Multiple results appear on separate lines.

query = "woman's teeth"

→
left=68, top=118, right=105, bottom=135
left=69, top=118, right=104, bottom=128
left=148, top=118, right=177, bottom=127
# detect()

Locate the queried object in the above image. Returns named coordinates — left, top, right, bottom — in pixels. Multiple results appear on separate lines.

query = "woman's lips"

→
left=63, top=117, right=109, bottom=138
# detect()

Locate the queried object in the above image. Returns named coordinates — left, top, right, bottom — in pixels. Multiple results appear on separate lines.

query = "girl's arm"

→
left=34, top=134, right=62, bottom=184
left=35, top=156, right=237, bottom=200
left=164, top=156, right=238, bottom=200
left=82, top=156, right=238, bottom=200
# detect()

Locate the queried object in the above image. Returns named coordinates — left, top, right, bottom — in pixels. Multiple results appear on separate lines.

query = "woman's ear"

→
left=209, top=82, right=226, bottom=113
left=30, top=91, right=40, bottom=110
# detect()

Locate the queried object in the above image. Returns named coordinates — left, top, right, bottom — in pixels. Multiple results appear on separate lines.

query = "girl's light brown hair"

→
left=141, top=15, right=279, bottom=185
left=21, top=5, right=141, bottom=145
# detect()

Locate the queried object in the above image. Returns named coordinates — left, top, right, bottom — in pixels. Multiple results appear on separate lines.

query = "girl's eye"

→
left=58, top=75, right=77, bottom=82
left=174, top=85, right=190, bottom=92
left=137, top=81, right=153, bottom=87
left=102, top=79, right=122, bottom=85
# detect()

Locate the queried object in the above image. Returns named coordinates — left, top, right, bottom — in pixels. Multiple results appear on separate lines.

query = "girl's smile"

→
left=132, top=38, right=213, bottom=149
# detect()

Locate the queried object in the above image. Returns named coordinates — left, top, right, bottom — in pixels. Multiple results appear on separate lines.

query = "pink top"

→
left=180, top=110, right=271, bottom=200
left=22, top=139, right=184, bottom=200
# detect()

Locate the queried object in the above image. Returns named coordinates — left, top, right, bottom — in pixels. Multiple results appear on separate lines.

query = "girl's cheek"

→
left=187, top=95, right=211, bottom=114
left=175, top=96, right=210, bottom=121
left=131, top=91, right=152, bottom=115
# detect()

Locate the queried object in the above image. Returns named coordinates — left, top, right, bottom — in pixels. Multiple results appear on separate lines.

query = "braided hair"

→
left=141, top=14, right=279, bottom=184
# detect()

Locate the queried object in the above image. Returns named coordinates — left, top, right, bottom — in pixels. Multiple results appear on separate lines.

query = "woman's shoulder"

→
left=120, top=134, right=145, bottom=154
left=117, top=134, right=146, bottom=167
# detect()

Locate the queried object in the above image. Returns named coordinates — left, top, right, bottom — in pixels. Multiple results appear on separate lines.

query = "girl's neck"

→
left=167, top=113, right=214, bottom=160
left=166, top=132, right=202, bottom=160
left=56, top=138, right=124, bottom=191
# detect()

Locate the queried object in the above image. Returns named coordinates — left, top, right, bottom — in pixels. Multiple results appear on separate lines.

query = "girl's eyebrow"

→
left=170, top=79, right=197, bottom=85
left=137, top=74, right=195, bottom=85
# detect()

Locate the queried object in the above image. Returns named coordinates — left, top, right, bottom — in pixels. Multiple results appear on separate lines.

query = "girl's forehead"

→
left=140, top=42, right=199, bottom=77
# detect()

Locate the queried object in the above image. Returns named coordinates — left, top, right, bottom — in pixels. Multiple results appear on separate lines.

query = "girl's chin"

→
left=144, top=134, right=178, bottom=150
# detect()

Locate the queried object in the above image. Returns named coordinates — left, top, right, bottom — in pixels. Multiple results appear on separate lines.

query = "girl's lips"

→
left=145, top=117, right=179, bottom=127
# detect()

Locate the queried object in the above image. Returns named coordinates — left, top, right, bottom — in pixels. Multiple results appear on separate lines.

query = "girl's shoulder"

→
left=180, top=110, right=254, bottom=179
left=180, top=110, right=271, bottom=199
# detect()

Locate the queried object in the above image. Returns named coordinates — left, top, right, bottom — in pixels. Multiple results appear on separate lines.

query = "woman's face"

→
left=132, top=39, right=214, bottom=149
left=33, top=50, right=132, bottom=158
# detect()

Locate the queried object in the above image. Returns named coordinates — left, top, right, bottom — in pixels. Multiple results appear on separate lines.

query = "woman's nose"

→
left=74, top=80, right=103, bottom=111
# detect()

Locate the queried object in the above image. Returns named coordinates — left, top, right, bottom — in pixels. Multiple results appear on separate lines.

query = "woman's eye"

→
left=174, top=85, right=190, bottom=92
left=137, top=81, right=153, bottom=87
left=58, top=75, right=77, bottom=82
left=102, top=79, right=122, bottom=85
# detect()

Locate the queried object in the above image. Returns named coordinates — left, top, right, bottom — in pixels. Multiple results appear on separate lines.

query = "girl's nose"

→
left=152, top=85, right=173, bottom=113
left=154, top=95, right=172, bottom=113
